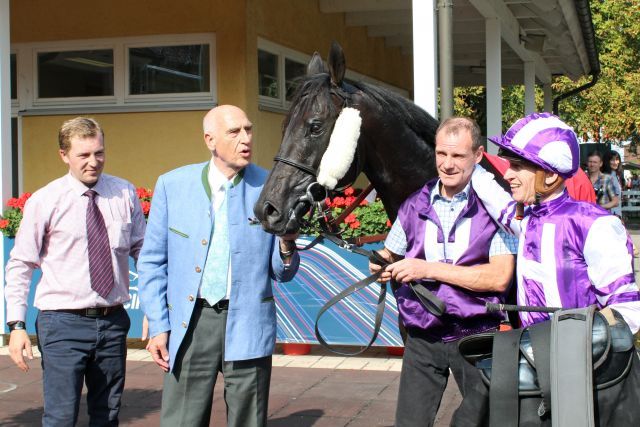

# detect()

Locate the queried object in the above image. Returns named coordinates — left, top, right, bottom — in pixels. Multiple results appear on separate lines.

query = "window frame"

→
left=12, top=33, right=217, bottom=112
left=32, top=39, right=119, bottom=107
left=124, top=34, right=216, bottom=105
left=257, top=39, right=409, bottom=113
left=258, top=39, right=309, bottom=111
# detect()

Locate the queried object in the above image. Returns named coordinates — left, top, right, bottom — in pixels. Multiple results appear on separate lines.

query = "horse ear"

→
left=328, top=41, right=345, bottom=86
left=307, top=52, right=326, bottom=76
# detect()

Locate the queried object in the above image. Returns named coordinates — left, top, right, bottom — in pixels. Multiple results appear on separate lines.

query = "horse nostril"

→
left=263, top=202, right=279, bottom=219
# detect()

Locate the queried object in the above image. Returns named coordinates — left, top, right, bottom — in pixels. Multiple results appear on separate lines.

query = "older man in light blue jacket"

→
left=138, top=105, right=299, bottom=427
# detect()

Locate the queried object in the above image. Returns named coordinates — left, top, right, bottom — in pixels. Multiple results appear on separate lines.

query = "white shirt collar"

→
left=208, top=160, right=236, bottom=193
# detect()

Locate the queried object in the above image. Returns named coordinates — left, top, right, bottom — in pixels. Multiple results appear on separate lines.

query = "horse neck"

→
left=360, top=129, right=436, bottom=221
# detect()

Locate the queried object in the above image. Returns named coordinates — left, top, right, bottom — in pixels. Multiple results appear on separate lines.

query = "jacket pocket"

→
left=169, top=227, right=189, bottom=238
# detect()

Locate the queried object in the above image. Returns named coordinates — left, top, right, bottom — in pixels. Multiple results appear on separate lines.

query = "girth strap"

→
left=528, top=323, right=552, bottom=418
left=489, top=328, right=525, bottom=427
left=551, top=306, right=596, bottom=427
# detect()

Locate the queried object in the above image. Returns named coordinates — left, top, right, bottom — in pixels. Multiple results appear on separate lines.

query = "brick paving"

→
left=3, top=232, right=640, bottom=426
left=0, top=346, right=462, bottom=426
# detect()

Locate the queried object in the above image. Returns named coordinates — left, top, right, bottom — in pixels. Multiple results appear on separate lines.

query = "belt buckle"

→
left=85, top=307, right=104, bottom=318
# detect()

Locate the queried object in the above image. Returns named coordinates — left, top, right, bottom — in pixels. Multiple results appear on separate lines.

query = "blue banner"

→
left=3, top=236, right=403, bottom=347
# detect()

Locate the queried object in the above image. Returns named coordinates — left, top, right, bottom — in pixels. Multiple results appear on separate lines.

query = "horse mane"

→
left=283, top=74, right=439, bottom=148
left=353, top=81, right=439, bottom=148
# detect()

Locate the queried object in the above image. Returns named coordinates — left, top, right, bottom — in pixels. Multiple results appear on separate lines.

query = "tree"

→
left=454, top=0, right=640, bottom=145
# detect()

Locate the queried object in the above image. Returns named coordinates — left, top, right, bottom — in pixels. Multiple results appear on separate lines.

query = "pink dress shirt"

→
left=5, top=173, right=146, bottom=322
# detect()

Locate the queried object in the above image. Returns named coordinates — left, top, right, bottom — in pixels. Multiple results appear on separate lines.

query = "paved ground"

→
left=0, top=345, right=462, bottom=426
left=2, top=231, right=639, bottom=426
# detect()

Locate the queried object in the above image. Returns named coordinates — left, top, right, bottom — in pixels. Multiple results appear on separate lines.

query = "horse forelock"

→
left=283, top=74, right=338, bottom=134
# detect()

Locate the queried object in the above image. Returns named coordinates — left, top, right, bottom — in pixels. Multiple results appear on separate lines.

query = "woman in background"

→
left=604, top=150, right=623, bottom=218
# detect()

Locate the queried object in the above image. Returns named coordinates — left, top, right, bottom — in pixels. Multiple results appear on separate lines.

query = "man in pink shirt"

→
left=4, top=117, right=146, bottom=426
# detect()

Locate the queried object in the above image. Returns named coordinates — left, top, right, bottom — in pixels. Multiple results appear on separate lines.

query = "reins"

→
left=272, top=178, right=446, bottom=355
left=271, top=81, right=447, bottom=355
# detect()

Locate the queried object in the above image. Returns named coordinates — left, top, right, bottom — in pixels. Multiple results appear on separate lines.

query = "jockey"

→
left=471, top=112, right=640, bottom=332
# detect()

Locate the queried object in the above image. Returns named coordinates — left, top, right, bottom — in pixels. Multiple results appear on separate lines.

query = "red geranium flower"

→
left=324, top=197, right=332, bottom=208
left=140, top=201, right=151, bottom=216
left=344, top=213, right=357, bottom=224
left=344, top=187, right=355, bottom=196
left=349, top=220, right=360, bottom=229
left=386, top=219, right=392, bottom=227
left=332, top=196, right=345, bottom=207
left=0, top=219, right=9, bottom=229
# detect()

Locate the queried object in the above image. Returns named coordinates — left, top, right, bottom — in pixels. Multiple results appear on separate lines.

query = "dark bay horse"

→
left=254, top=42, right=439, bottom=235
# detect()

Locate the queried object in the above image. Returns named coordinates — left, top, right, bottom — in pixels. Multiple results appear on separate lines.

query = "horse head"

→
left=255, top=42, right=365, bottom=235
left=255, top=42, right=440, bottom=235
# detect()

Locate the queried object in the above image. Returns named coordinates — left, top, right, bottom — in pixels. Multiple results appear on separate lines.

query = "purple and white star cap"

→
left=489, top=112, right=580, bottom=178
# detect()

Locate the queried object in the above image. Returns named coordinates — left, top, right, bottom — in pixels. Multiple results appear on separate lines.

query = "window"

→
left=13, top=33, right=216, bottom=111
left=285, top=58, right=306, bottom=101
left=257, top=39, right=408, bottom=112
left=10, top=53, right=16, bottom=100
left=258, top=40, right=309, bottom=110
left=129, top=44, right=210, bottom=95
left=258, top=49, right=278, bottom=98
left=37, top=49, right=114, bottom=98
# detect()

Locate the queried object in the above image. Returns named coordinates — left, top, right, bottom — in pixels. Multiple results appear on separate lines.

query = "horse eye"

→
left=309, top=121, right=323, bottom=136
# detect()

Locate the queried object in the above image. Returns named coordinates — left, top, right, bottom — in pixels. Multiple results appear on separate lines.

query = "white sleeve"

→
left=471, top=164, right=521, bottom=236
left=583, top=215, right=640, bottom=333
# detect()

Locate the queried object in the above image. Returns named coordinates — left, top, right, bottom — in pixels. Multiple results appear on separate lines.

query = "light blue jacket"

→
left=138, top=162, right=299, bottom=369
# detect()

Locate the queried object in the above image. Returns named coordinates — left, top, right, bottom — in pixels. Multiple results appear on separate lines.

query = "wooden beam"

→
left=367, top=24, right=411, bottom=37
left=320, top=0, right=410, bottom=13
left=345, top=10, right=411, bottom=26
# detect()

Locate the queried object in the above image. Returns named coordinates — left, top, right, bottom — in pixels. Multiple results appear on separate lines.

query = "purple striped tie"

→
left=84, top=190, right=114, bottom=298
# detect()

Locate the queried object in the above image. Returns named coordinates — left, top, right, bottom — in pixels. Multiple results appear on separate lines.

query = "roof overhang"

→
left=319, top=0, right=600, bottom=86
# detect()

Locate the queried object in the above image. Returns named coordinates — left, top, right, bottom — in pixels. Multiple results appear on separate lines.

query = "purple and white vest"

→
left=516, top=191, right=639, bottom=327
left=395, top=179, right=507, bottom=341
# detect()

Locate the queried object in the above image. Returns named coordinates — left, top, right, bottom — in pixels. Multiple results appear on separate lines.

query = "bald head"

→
left=203, top=105, right=254, bottom=179
left=203, top=105, right=248, bottom=134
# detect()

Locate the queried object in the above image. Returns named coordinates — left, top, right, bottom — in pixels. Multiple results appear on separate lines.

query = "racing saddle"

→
left=458, top=306, right=635, bottom=427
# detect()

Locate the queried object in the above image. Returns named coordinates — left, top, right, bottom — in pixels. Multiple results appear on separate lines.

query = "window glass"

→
left=258, top=49, right=279, bottom=98
left=129, top=44, right=210, bottom=95
left=37, top=49, right=114, bottom=98
left=10, top=53, right=16, bottom=100
left=285, top=58, right=306, bottom=101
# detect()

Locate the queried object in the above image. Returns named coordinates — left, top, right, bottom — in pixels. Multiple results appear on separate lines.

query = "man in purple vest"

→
left=370, top=117, right=517, bottom=427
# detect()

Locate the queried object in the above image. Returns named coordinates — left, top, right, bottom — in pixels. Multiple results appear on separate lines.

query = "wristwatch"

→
left=7, top=321, right=26, bottom=331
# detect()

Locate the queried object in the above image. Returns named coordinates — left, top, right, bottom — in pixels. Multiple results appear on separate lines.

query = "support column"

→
left=413, top=0, right=438, bottom=119
left=485, top=17, right=502, bottom=153
left=438, top=0, right=454, bottom=120
left=524, top=61, right=536, bottom=115
left=0, top=0, right=12, bottom=341
left=543, top=83, right=553, bottom=113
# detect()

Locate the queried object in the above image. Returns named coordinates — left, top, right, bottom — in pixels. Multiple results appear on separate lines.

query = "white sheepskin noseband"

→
left=316, top=107, right=362, bottom=189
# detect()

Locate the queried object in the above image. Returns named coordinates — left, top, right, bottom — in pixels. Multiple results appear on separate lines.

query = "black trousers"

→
left=395, top=328, right=489, bottom=427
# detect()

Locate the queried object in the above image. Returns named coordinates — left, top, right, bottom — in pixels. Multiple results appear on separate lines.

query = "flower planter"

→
left=282, top=343, right=312, bottom=355
left=386, top=346, right=405, bottom=356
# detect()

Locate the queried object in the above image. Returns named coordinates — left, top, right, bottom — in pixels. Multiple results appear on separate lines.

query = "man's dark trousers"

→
left=395, top=328, right=490, bottom=427
left=36, top=307, right=130, bottom=427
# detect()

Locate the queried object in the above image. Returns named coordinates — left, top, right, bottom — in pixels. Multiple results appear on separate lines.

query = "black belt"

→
left=198, top=298, right=229, bottom=310
left=52, top=304, right=123, bottom=318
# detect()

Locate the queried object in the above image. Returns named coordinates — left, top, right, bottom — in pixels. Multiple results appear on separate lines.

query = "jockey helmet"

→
left=488, top=112, right=580, bottom=179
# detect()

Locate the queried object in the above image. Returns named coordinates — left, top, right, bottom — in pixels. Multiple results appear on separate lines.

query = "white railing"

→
left=622, top=190, right=640, bottom=215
